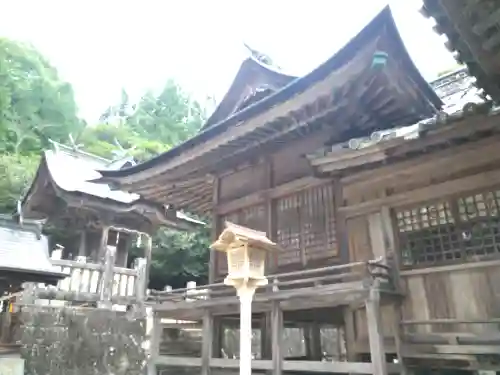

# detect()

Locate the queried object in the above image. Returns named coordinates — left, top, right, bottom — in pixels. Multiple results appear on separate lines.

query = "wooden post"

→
left=134, top=259, right=147, bottom=315
left=271, top=301, right=283, bottom=375
left=343, top=307, right=357, bottom=362
left=95, top=226, right=110, bottom=263
left=392, top=302, right=409, bottom=375
left=309, top=323, right=323, bottom=361
left=260, top=314, right=272, bottom=359
left=212, top=317, right=223, bottom=359
left=78, top=230, right=87, bottom=257
left=201, top=309, right=213, bottom=375
left=98, top=245, right=116, bottom=309
left=210, top=176, right=220, bottom=284
left=304, top=322, right=322, bottom=360
left=147, top=310, right=161, bottom=375
left=144, top=235, right=153, bottom=294
left=365, top=284, right=388, bottom=375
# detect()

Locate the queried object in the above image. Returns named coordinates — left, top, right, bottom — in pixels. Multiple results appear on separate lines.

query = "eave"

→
left=96, top=6, right=442, bottom=215
left=421, top=0, right=500, bottom=101
left=0, top=267, right=66, bottom=286
left=306, top=101, right=498, bottom=179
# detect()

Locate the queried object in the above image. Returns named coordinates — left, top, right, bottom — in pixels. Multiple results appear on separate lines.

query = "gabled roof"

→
left=20, top=145, right=204, bottom=231
left=99, top=6, right=441, bottom=181
left=95, top=6, right=443, bottom=214
left=0, top=215, right=66, bottom=285
left=201, top=55, right=297, bottom=130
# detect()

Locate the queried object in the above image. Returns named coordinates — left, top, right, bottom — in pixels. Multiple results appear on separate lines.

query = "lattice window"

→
left=396, top=189, right=500, bottom=266
left=276, top=184, right=337, bottom=267
left=217, top=205, right=266, bottom=275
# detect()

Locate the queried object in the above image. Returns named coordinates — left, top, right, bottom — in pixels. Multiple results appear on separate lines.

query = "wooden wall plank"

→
left=403, top=275, right=430, bottom=334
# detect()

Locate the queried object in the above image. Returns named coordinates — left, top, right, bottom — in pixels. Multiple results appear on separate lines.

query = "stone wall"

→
left=18, top=305, right=146, bottom=375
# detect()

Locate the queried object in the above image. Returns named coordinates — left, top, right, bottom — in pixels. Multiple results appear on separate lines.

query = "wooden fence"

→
left=27, top=245, right=148, bottom=308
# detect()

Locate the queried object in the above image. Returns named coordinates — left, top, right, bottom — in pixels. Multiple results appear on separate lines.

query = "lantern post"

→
left=211, top=222, right=279, bottom=375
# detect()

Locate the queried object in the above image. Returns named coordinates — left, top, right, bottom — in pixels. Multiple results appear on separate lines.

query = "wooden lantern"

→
left=211, top=221, right=278, bottom=286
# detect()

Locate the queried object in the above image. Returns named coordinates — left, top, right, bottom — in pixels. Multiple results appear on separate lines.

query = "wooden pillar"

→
left=304, top=322, right=322, bottom=360
left=212, top=317, right=223, bottom=358
left=343, top=307, right=358, bottom=362
left=271, top=301, right=283, bottom=375
left=95, top=226, right=110, bottom=263
left=392, top=301, right=409, bottom=375
left=144, top=235, right=153, bottom=293
left=333, top=179, right=349, bottom=264
left=98, top=245, right=116, bottom=309
left=209, top=176, right=220, bottom=284
left=147, top=311, right=161, bottom=375
left=116, top=234, right=131, bottom=268
left=201, top=309, right=213, bottom=375
left=78, top=230, right=87, bottom=257
left=366, top=285, right=388, bottom=375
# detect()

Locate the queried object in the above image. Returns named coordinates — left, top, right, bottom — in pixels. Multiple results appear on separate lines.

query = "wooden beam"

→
left=340, top=168, right=500, bottom=218
left=282, top=360, right=401, bottom=374
left=216, top=176, right=329, bottom=215
left=403, top=344, right=500, bottom=355
left=341, top=132, right=500, bottom=187
left=400, top=258, right=500, bottom=276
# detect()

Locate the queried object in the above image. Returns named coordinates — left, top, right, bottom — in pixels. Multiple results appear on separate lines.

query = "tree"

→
left=130, top=222, right=211, bottom=289
left=0, top=153, right=38, bottom=212
left=126, top=80, right=206, bottom=146
left=0, top=38, right=83, bottom=154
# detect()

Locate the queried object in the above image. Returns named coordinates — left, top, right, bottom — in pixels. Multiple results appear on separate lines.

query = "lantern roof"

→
left=211, top=221, right=279, bottom=253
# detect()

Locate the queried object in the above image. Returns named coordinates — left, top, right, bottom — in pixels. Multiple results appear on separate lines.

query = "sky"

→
left=0, top=0, right=456, bottom=121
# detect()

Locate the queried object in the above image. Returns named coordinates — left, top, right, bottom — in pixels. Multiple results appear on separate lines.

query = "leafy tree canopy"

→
left=0, top=37, right=83, bottom=154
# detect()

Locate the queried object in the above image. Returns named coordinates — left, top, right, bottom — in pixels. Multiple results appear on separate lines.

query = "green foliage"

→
left=126, top=80, right=206, bottom=146
left=0, top=153, right=38, bottom=212
left=131, top=223, right=211, bottom=289
left=0, top=37, right=83, bottom=154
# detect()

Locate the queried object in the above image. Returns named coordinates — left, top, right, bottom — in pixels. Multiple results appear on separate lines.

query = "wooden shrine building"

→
left=97, top=5, right=500, bottom=375
left=17, top=141, right=202, bottom=306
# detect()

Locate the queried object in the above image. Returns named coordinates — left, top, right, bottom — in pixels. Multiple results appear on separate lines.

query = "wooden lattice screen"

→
left=217, top=205, right=267, bottom=276
left=396, top=188, right=500, bottom=266
left=276, top=184, right=337, bottom=267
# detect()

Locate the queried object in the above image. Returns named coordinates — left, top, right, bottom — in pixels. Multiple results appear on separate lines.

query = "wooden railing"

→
left=148, top=257, right=393, bottom=303
left=51, top=259, right=138, bottom=297
left=30, top=246, right=148, bottom=307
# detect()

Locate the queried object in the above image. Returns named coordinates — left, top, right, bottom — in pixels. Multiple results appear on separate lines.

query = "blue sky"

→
left=1, top=0, right=456, bottom=121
